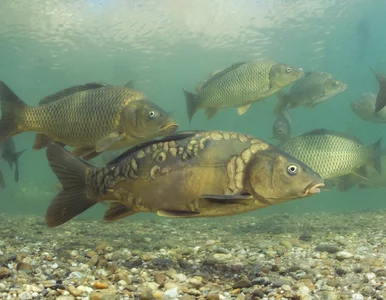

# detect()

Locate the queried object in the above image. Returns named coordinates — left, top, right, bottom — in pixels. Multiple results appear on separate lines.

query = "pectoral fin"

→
left=104, top=203, right=138, bottom=221
left=237, top=103, right=252, bottom=115
left=95, top=132, right=125, bottom=153
left=157, top=210, right=200, bottom=218
left=201, top=193, right=253, bottom=204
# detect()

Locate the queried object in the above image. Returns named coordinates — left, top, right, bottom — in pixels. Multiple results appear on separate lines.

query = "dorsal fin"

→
left=123, top=80, right=135, bottom=89
left=39, top=83, right=108, bottom=105
left=300, top=128, right=363, bottom=144
left=196, top=62, right=248, bottom=91
left=107, top=131, right=203, bottom=166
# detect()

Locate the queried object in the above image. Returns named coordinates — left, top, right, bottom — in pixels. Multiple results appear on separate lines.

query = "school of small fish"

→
left=0, top=56, right=385, bottom=227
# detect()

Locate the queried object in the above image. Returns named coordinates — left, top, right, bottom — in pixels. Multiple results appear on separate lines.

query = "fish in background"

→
left=0, top=137, right=26, bottom=185
left=0, top=81, right=178, bottom=160
left=279, top=129, right=381, bottom=180
left=274, top=71, right=347, bottom=115
left=272, top=109, right=292, bottom=142
left=371, top=68, right=386, bottom=113
left=351, top=92, right=386, bottom=123
left=0, top=168, right=4, bottom=189
left=356, top=16, right=371, bottom=62
left=43, top=130, right=324, bottom=227
left=183, top=60, right=303, bottom=122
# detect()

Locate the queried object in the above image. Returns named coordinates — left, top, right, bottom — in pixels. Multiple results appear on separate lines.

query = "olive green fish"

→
left=0, top=81, right=178, bottom=160
left=272, top=109, right=292, bottom=142
left=274, top=71, right=347, bottom=115
left=44, top=130, right=324, bottom=227
left=351, top=92, right=386, bottom=123
left=184, top=61, right=303, bottom=122
left=279, top=129, right=381, bottom=180
left=371, top=68, right=386, bottom=113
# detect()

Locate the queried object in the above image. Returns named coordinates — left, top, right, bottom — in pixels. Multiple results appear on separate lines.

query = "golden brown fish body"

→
left=184, top=61, right=303, bottom=122
left=44, top=130, right=324, bottom=227
left=0, top=81, right=178, bottom=160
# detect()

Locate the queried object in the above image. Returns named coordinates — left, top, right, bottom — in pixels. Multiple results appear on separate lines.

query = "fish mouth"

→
left=304, top=182, right=325, bottom=196
left=341, top=83, right=348, bottom=91
left=160, top=122, right=179, bottom=134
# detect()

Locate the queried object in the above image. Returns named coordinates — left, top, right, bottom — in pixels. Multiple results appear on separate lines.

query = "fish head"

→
left=351, top=93, right=376, bottom=118
left=323, top=78, right=347, bottom=97
left=122, top=100, right=179, bottom=139
left=269, top=64, right=304, bottom=89
left=247, top=148, right=324, bottom=204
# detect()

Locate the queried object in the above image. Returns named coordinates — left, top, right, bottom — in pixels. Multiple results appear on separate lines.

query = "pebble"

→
left=272, top=279, right=291, bottom=287
left=0, top=283, right=7, bottom=292
left=352, top=294, right=364, bottom=300
left=315, top=243, right=341, bottom=253
left=335, top=251, right=353, bottom=260
left=164, top=287, right=179, bottom=299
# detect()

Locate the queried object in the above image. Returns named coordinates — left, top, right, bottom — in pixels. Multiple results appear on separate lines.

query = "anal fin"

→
left=32, top=133, right=55, bottom=150
left=237, top=103, right=252, bottom=115
left=104, top=203, right=138, bottom=221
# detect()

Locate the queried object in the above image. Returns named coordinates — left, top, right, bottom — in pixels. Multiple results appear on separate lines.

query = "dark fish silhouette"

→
left=0, top=168, right=4, bottom=189
left=0, top=137, right=27, bottom=183
left=371, top=68, right=386, bottom=113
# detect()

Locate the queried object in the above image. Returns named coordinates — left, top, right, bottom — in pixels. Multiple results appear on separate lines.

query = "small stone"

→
left=315, top=243, right=341, bottom=253
left=206, top=294, right=220, bottom=300
left=176, top=273, right=187, bottom=282
left=213, top=253, right=231, bottom=263
left=251, top=277, right=270, bottom=285
left=352, top=294, right=364, bottom=300
left=16, top=262, right=34, bottom=274
left=335, top=251, right=353, bottom=260
left=67, top=286, right=82, bottom=297
left=164, top=287, right=179, bottom=299
left=87, top=255, right=99, bottom=267
left=89, top=292, right=103, bottom=300
left=282, top=285, right=291, bottom=291
left=0, top=267, right=11, bottom=279
left=154, top=273, right=167, bottom=285
left=252, top=289, right=265, bottom=297
left=186, top=277, right=203, bottom=287
left=365, top=272, right=376, bottom=281
left=361, top=286, right=375, bottom=297
left=56, top=296, right=75, bottom=300
left=297, top=285, right=310, bottom=298
left=93, top=282, right=108, bottom=289
left=272, top=279, right=291, bottom=287
left=319, top=291, right=339, bottom=300
left=0, top=283, right=7, bottom=292
left=233, top=276, right=251, bottom=288
left=18, top=292, right=32, bottom=300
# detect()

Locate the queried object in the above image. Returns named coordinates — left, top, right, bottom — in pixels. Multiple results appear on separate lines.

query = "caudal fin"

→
left=183, top=89, right=198, bottom=123
left=0, top=81, right=27, bottom=140
left=14, top=149, right=27, bottom=182
left=45, top=142, right=98, bottom=227
left=0, top=168, right=5, bottom=189
left=273, top=91, right=290, bottom=116
left=371, top=137, right=382, bottom=175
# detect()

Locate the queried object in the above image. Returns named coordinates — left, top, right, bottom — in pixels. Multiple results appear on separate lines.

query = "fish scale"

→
left=280, top=131, right=378, bottom=179
left=21, top=87, right=142, bottom=145
left=197, top=62, right=273, bottom=107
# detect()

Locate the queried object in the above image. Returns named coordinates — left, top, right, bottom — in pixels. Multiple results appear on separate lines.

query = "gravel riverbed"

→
left=1, top=210, right=386, bottom=299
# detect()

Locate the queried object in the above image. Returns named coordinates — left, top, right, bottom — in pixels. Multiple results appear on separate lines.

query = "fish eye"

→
left=286, top=67, right=292, bottom=73
left=287, top=164, right=298, bottom=175
left=334, top=80, right=339, bottom=85
left=148, top=111, right=156, bottom=119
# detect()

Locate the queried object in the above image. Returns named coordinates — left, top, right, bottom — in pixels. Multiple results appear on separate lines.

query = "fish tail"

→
left=371, top=137, right=382, bottom=175
left=14, top=149, right=27, bottom=182
left=0, top=81, right=28, bottom=141
left=45, top=142, right=99, bottom=227
left=183, top=89, right=198, bottom=123
left=0, top=168, right=5, bottom=189
left=274, top=91, right=290, bottom=116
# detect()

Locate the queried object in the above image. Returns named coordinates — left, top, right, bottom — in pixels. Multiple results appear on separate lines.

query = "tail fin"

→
left=0, top=168, right=5, bottom=189
left=0, top=81, right=27, bottom=140
left=13, top=149, right=27, bottom=182
left=183, top=89, right=198, bottom=123
left=45, top=142, right=98, bottom=227
left=371, top=137, right=382, bottom=175
left=273, top=91, right=290, bottom=116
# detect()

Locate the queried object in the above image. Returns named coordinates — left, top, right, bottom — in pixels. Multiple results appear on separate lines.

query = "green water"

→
left=1, top=0, right=386, bottom=221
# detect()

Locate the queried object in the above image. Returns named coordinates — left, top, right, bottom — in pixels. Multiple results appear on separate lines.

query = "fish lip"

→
left=160, top=122, right=178, bottom=134
left=304, top=182, right=325, bottom=195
